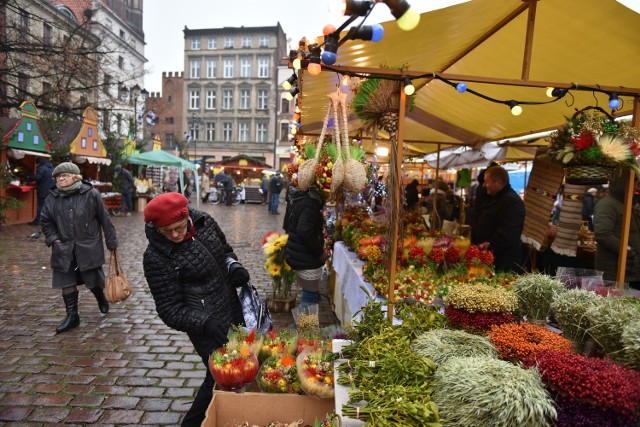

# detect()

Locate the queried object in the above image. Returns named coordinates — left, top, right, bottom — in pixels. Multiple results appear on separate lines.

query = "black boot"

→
left=90, top=287, right=109, bottom=314
left=56, top=291, right=80, bottom=334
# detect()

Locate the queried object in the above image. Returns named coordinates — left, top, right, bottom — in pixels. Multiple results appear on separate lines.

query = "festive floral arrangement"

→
left=258, top=329, right=298, bottom=363
left=262, top=231, right=295, bottom=299
left=296, top=347, right=337, bottom=399
left=546, top=110, right=640, bottom=177
left=511, top=273, right=567, bottom=321
left=257, top=353, right=302, bottom=394
left=432, top=356, right=557, bottom=427
left=489, top=322, right=573, bottom=364
left=534, top=350, right=640, bottom=425
left=209, top=346, right=260, bottom=391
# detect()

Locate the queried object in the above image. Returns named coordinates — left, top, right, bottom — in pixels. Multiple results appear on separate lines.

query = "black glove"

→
left=204, top=318, right=229, bottom=349
left=228, top=262, right=250, bottom=288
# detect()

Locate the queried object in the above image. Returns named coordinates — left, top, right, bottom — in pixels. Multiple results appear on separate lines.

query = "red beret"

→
left=144, top=193, right=189, bottom=227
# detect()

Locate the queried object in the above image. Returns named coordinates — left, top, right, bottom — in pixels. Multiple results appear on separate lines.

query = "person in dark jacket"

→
left=405, top=179, right=420, bottom=210
left=29, top=157, right=56, bottom=226
left=283, top=185, right=326, bottom=307
left=594, top=172, right=640, bottom=289
left=471, top=165, right=525, bottom=272
left=582, top=188, right=598, bottom=231
left=114, top=164, right=134, bottom=216
left=142, top=193, right=249, bottom=426
left=40, top=162, right=118, bottom=333
left=269, top=171, right=284, bottom=214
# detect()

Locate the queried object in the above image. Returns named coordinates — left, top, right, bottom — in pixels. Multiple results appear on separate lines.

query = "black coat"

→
left=41, top=182, right=118, bottom=272
left=471, top=184, right=525, bottom=272
left=143, top=208, right=243, bottom=356
left=118, top=168, right=134, bottom=194
left=284, top=188, right=325, bottom=271
left=35, top=159, right=55, bottom=198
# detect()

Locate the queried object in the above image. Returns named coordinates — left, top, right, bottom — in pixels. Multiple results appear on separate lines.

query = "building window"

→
left=208, top=38, right=217, bottom=49
left=224, top=37, right=234, bottom=48
left=17, top=73, right=28, bottom=98
left=206, top=90, right=216, bottom=109
left=206, top=60, right=217, bottom=78
left=223, top=122, right=233, bottom=141
left=166, top=134, right=174, bottom=145
left=118, top=56, right=124, bottom=70
left=17, top=8, right=29, bottom=29
left=280, top=123, right=289, bottom=141
left=281, top=98, right=290, bottom=113
left=240, top=58, right=251, bottom=77
left=189, top=60, right=200, bottom=78
left=43, top=23, right=52, bottom=45
left=241, top=36, right=251, bottom=48
left=258, top=58, right=269, bottom=78
left=223, top=89, right=233, bottom=110
left=223, top=59, right=234, bottom=78
left=81, top=137, right=87, bottom=149
left=33, top=134, right=40, bottom=145
left=103, top=73, right=112, bottom=96
left=257, top=89, right=268, bottom=110
left=41, top=82, right=52, bottom=103
left=259, top=36, right=269, bottom=48
left=239, top=122, right=249, bottom=142
left=206, top=123, right=216, bottom=141
left=192, top=39, right=200, bottom=50
left=189, top=89, right=200, bottom=109
left=120, top=29, right=126, bottom=39
left=165, top=117, right=174, bottom=124
left=240, top=89, right=250, bottom=109
left=256, top=122, right=267, bottom=142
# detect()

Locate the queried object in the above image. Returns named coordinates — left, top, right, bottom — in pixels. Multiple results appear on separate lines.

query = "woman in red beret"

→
left=142, top=192, right=249, bottom=426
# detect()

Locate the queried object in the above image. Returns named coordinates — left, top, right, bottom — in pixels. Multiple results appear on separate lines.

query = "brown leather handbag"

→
left=105, top=249, right=132, bottom=303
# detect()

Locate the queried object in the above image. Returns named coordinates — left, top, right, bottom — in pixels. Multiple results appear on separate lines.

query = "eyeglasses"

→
left=156, top=219, right=189, bottom=236
left=55, top=173, right=73, bottom=180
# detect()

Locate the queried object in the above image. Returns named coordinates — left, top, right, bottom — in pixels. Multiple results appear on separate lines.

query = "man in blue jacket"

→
left=29, top=157, right=56, bottom=226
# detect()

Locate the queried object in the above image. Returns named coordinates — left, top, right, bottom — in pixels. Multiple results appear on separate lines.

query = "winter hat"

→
left=114, top=164, right=122, bottom=172
left=587, top=188, right=598, bottom=194
left=52, top=162, right=80, bottom=177
left=144, top=192, right=189, bottom=227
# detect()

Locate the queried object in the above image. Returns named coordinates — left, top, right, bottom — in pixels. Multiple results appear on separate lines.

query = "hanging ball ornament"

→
left=456, top=82, right=468, bottom=93
left=323, top=24, right=336, bottom=36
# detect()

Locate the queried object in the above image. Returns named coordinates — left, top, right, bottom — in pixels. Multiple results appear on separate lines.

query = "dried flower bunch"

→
left=535, top=350, right=640, bottom=420
left=445, top=283, right=519, bottom=313
left=546, top=110, right=640, bottom=176
left=411, top=329, right=498, bottom=366
left=432, top=356, right=557, bottom=427
left=489, top=322, right=573, bottom=364
left=550, top=289, right=602, bottom=341
left=585, top=297, right=640, bottom=362
left=512, top=273, right=567, bottom=321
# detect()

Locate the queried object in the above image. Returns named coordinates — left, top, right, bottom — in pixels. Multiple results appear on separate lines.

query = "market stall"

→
left=0, top=101, right=51, bottom=224
left=214, top=155, right=272, bottom=204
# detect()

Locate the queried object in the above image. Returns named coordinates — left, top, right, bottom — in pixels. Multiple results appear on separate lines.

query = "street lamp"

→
left=120, top=84, right=149, bottom=139
left=188, top=113, right=202, bottom=166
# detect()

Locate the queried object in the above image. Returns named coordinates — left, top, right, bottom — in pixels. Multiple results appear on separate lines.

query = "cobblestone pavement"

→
left=0, top=199, right=338, bottom=426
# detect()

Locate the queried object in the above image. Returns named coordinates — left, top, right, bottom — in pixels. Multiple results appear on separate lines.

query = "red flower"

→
left=429, top=247, right=445, bottom=263
left=445, top=247, right=461, bottom=264
left=571, top=130, right=595, bottom=150
left=479, top=250, right=494, bottom=266
left=445, top=306, right=515, bottom=332
left=465, top=246, right=480, bottom=263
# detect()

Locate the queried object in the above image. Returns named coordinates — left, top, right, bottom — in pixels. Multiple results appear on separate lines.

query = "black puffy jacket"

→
left=41, top=182, right=118, bottom=272
left=143, top=208, right=244, bottom=354
left=284, top=187, right=326, bottom=271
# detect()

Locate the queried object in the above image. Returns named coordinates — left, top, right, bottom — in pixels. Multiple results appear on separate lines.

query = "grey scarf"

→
left=57, top=180, right=82, bottom=195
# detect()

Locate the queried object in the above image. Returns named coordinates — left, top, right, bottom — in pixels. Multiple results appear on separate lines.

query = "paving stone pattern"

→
left=0, top=199, right=338, bottom=425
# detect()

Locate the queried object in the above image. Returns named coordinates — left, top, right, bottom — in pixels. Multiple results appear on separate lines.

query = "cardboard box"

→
left=202, top=390, right=334, bottom=427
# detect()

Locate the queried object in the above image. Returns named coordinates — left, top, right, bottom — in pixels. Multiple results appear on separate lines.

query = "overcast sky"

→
left=141, top=0, right=468, bottom=93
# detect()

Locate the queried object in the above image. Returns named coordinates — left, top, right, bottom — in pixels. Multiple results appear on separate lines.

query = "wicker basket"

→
left=564, top=165, right=612, bottom=185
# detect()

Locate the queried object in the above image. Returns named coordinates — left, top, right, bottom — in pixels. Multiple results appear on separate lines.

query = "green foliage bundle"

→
left=586, top=297, right=640, bottom=362
left=432, top=357, right=556, bottom=427
left=412, top=329, right=498, bottom=366
left=512, top=273, right=566, bottom=321
left=621, top=318, right=640, bottom=371
left=550, top=289, right=602, bottom=341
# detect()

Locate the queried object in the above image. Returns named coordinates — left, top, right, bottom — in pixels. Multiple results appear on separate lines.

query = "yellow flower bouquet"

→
left=262, top=231, right=295, bottom=299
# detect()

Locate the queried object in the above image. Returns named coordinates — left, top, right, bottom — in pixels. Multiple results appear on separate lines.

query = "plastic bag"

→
left=239, top=283, right=272, bottom=334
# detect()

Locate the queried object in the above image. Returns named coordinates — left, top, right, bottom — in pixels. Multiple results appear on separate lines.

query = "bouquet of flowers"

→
left=258, top=329, right=298, bottom=363
left=546, top=108, right=640, bottom=184
left=209, top=329, right=261, bottom=391
left=296, top=346, right=337, bottom=399
left=257, top=353, right=302, bottom=394
left=262, top=231, right=295, bottom=299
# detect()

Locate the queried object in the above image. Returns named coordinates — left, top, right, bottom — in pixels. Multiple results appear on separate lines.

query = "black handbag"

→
left=239, top=282, right=272, bottom=333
